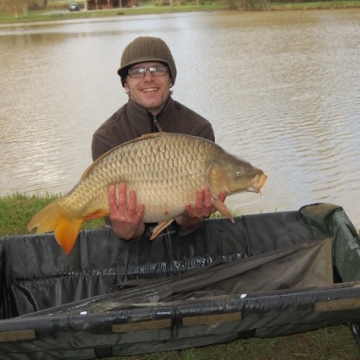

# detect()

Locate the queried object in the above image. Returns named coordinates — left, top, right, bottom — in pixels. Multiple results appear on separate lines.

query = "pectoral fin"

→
left=150, top=219, right=174, bottom=240
left=212, top=197, right=234, bottom=223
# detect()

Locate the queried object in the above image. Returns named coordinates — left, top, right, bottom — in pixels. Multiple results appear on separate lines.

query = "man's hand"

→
left=108, top=183, right=145, bottom=240
left=175, top=188, right=227, bottom=229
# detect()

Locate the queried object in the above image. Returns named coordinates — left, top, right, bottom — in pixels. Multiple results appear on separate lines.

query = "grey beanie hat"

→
left=117, top=36, right=177, bottom=86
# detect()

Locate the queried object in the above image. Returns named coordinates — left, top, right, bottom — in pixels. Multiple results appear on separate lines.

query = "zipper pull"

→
left=153, top=116, right=164, bottom=132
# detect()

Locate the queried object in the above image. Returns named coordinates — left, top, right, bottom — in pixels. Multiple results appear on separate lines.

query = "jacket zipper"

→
left=153, top=115, right=163, bottom=132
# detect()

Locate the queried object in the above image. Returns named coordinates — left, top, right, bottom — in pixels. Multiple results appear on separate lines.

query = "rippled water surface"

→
left=1, top=10, right=360, bottom=227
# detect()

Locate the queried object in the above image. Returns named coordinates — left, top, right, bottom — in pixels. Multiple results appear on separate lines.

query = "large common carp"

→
left=28, top=133, right=267, bottom=254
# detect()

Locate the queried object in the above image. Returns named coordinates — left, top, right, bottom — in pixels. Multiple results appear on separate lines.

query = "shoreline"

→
left=1, top=3, right=360, bottom=28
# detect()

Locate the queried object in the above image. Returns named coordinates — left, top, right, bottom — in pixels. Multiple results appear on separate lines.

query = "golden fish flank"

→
left=28, top=133, right=267, bottom=255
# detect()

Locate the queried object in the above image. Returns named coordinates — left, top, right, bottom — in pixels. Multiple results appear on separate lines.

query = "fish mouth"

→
left=247, top=173, right=268, bottom=193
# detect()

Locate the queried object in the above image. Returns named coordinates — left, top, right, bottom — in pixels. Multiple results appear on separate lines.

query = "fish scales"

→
left=28, top=132, right=267, bottom=254
left=61, top=135, right=207, bottom=221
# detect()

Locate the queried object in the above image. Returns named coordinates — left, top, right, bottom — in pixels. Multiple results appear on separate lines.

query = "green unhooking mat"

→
left=0, top=203, right=360, bottom=359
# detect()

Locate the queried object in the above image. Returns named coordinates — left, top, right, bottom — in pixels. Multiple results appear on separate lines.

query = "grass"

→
left=270, top=0, right=360, bottom=10
left=1, top=193, right=360, bottom=358
left=1, top=1, right=360, bottom=25
left=103, top=328, right=360, bottom=359
left=0, top=193, right=104, bottom=237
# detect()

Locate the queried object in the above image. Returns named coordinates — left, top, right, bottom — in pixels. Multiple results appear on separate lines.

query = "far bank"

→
left=1, top=1, right=360, bottom=26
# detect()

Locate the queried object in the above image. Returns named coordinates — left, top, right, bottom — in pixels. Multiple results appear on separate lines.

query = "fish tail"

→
left=27, top=199, right=83, bottom=255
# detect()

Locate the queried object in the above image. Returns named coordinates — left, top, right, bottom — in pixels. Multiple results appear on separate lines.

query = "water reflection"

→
left=1, top=10, right=360, bottom=227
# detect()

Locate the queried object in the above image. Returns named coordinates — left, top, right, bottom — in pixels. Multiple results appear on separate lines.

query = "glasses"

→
left=128, top=66, right=169, bottom=78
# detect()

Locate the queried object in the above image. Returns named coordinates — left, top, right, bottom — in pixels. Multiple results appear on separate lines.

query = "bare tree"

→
left=23, top=0, right=29, bottom=17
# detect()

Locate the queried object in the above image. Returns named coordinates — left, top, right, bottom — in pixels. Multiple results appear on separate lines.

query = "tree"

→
left=0, top=0, right=49, bottom=17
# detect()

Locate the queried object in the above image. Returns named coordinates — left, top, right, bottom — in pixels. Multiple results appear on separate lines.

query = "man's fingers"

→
left=117, top=183, right=127, bottom=208
left=195, top=189, right=204, bottom=209
left=203, top=188, right=212, bottom=208
left=128, top=189, right=137, bottom=214
left=108, top=185, right=118, bottom=213
left=218, top=190, right=227, bottom=203
left=136, top=204, right=145, bottom=221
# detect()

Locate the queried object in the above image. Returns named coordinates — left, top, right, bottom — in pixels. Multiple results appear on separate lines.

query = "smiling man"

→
left=92, top=36, right=225, bottom=240
left=124, top=63, right=171, bottom=116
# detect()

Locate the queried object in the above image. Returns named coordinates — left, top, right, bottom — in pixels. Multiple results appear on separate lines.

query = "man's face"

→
left=123, top=62, right=173, bottom=116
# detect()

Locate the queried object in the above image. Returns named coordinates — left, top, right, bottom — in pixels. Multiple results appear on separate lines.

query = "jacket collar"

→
left=126, top=97, right=174, bottom=132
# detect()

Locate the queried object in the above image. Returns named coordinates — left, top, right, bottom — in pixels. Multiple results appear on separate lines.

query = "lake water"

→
left=1, top=9, right=360, bottom=227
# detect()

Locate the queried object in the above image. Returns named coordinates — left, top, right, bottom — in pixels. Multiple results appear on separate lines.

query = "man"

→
left=92, top=36, right=225, bottom=240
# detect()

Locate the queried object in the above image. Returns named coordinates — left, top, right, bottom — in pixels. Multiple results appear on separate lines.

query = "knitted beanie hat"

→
left=117, top=36, right=177, bottom=86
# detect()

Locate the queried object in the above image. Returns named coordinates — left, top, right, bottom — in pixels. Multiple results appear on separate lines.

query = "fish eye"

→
left=236, top=169, right=242, bottom=177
